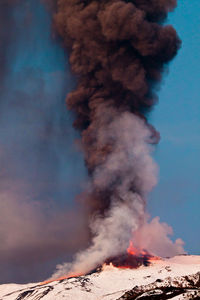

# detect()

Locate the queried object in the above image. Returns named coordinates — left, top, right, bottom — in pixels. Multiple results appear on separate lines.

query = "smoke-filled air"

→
left=51, top=0, right=185, bottom=279
left=0, top=0, right=89, bottom=283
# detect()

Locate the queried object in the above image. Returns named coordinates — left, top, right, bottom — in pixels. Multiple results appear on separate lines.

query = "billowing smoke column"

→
left=52, top=0, right=184, bottom=278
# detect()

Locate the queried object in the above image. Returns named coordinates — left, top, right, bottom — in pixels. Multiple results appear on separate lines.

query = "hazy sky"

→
left=0, top=1, right=88, bottom=283
left=148, top=0, right=200, bottom=255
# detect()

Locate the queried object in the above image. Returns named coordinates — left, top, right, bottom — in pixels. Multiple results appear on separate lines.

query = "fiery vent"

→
left=127, top=241, right=149, bottom=257
left=104, top=241, right=160, bottom=270
left=41, top=241, right=160, bottom=285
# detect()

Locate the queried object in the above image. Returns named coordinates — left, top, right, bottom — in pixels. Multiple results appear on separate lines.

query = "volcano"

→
left=104, top=253, right=151, bottom=269
left=0, top=255, right=200, bottom=300
left=103, top=242, right=159, bottom=270
left=40, top=245, right=157, bottom=285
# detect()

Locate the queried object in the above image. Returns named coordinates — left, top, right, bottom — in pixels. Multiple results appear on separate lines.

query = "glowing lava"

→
left=40, top=272, right=83, bottom=285
left=127, top=241, right=149, bottom=257
left=41, top=242, right=160, bottom=285
left=104, top=241, right=160, bottom=270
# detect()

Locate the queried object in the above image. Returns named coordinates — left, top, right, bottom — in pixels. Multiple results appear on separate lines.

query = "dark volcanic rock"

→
left=105, top=253, right=151, bottom=269
left=118, top=272, right=200, bottom=299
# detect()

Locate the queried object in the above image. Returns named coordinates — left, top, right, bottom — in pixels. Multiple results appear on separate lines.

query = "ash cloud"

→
left=51, top=0, right=183, bottom=277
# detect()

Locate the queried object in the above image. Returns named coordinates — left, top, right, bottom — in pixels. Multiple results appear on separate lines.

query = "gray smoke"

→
left=52, top=112, right=158, bottom=278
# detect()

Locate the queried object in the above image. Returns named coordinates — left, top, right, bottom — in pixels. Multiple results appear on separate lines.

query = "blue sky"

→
left=148, top=0, right=200, bottom=254
left=3, top=1, right=87, bottom=207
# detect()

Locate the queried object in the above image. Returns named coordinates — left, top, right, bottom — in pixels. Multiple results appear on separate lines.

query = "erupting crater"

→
left=41, top=242, right=160, bottom=285
left=104, top=241, right=160, bottom=270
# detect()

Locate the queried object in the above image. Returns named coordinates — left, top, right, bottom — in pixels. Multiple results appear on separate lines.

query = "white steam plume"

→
left=52, top=111, right=159, bottom=278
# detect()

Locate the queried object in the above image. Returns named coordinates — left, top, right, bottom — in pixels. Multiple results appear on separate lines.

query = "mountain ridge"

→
left=0, top=255, right=200, bottom=300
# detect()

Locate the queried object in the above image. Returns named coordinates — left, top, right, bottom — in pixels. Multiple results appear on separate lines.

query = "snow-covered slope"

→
left=0, top=255, right=200, bottom=300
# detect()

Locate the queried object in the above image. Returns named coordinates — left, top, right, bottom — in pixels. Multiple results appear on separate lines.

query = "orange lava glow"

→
left=103, top=241, right=161, bottom=270
left=40, top=272, right=83, bottom=285
left=127, top=241, right=149, bottom=257
left=149, top=255, right=161, bottom=261
left=127, top=241, right=160, bottom=261
left=40, top=242, right=160, bottom=285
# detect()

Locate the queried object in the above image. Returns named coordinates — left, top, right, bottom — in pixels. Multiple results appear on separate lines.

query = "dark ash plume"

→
left=52, top=0, right=182, bottom=277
